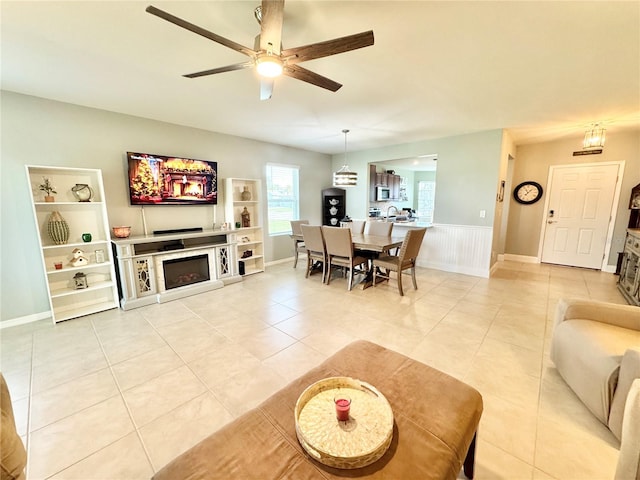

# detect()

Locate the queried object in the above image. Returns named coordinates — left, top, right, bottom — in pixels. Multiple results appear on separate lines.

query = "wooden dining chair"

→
left=321, top=226, right=369, bottom=291
left=290, top=220, right=309, bottom=268
left=365, top=221, right=394, bottom=236
left=300, top=224, right=326, bottom=282
left=347, top=220, right=366, bottom=234
left=359, top=221, right=394, bottom=258
left=373, top=227, right=427, bottom=295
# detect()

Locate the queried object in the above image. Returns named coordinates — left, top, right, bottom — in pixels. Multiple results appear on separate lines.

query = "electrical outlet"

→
left=480, top=210, right=486, bottom=218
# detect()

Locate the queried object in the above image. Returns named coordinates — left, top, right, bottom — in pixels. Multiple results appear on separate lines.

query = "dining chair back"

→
left=347, top=220, right=366, bottom=234
left=290, top=220, right=309, bottom=268
left=321, top=226, right=368, bottom=290
left=365, top=221, right=394, bottom=236
left=291, top=220, right=309, bottom=236
left=300, top=224, right=326, bottom=282
left=373, top=227, right=427, bottom=295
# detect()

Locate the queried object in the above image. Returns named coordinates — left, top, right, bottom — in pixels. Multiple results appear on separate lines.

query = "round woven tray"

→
left=294, top=376, right=394, bottom=469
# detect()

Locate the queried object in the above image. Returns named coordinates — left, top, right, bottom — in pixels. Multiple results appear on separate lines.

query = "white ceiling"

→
left=2, top=1, right=639, bottom=155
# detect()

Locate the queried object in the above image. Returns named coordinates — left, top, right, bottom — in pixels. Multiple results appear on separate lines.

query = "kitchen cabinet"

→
left=389, top=174, right=400, bottom=200
left=369, top=164, right=377, bottom=202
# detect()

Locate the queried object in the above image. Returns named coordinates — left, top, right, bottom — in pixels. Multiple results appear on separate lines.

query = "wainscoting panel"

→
left=417, top=224, right=493, bottom=278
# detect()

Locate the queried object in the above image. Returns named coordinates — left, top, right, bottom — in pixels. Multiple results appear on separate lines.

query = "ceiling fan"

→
left=146, top=1, right=374, bottom=100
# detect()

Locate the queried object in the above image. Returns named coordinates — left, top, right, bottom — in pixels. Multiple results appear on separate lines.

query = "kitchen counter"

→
left=367, top=218, right=432, bottom=229
left=389, top=221, right=432, bottom=228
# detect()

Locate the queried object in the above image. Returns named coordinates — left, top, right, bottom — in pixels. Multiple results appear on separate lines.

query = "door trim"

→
left=536, top=160, right=625, bottom=270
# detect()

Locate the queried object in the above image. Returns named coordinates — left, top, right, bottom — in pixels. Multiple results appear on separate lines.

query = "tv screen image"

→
left=127, top=152, right=217, bottom=205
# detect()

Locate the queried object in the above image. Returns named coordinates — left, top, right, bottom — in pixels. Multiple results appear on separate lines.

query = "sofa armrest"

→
left=554, top=298, right=640, bottom=332
left=609, top=348, right=640, bottom=441
left=614, top=378, right=640, bottom=480
left=1, top=374, right=26, bottom=480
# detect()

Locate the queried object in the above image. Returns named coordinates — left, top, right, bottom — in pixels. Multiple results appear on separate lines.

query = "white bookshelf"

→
left=26, top=165, right=119, bottom=323
left=224, top=178, right=264, bottom=275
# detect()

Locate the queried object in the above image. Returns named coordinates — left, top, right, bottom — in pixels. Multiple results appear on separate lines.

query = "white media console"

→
left=111, top=229, right=242, bottom=310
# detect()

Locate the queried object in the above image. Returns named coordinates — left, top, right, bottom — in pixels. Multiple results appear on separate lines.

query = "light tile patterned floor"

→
left=0, top=260, right=627, bottom=479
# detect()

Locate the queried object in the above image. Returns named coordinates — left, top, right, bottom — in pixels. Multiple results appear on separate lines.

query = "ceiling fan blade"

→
left=283, top=64, right=342, bottom=92
left=281, top=30, right=374, bottom=65
left=260, top=78, right=275, bottom=100
left=184, top=61, right=254, bottom=78
left=259, top=0, right=284, bottom=54
left=146, top=5, right=256, bottom=57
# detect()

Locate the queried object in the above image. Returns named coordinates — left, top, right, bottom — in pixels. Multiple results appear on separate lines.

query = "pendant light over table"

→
left=333, top=129, right=357, bottom=187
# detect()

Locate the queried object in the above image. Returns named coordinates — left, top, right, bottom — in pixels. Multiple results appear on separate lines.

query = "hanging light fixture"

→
left=583, top=123, right=606, bottom=149
left=333, top=129, right=357, bottom=187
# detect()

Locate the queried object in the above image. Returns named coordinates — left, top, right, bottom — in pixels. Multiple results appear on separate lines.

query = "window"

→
left=266, top=164, right=299, bottom=235
left=417, top=180, right=436, bottom=223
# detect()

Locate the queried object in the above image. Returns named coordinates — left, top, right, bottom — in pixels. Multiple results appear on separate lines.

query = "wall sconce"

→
left=333, top=129, right=357, bottom=187
left=583, top=123, right=606, bottom=149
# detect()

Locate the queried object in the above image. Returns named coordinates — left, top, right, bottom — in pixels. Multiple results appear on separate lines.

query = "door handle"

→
left=547, top=220, right=557, bottom=224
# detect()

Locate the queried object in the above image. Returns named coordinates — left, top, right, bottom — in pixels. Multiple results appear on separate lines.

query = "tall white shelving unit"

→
left=224, top=178, right=265, bottom=275
left=26, top=165, right=119, bottom=323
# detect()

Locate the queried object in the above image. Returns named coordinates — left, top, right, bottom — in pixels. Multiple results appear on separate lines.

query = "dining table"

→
left=290, top=232, right=403, bottom=253
left=291, top=231, right=404, bottom=289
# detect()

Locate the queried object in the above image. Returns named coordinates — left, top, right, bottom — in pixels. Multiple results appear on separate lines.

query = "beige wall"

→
left=1, top=91, right=331, bottom=322
left=506, top=129, right=640, bottom=265
left=332, top=129, right=504, bottom=226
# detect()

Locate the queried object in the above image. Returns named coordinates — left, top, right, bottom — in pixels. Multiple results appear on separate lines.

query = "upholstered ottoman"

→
left=153, top=340, right=483, bottom=480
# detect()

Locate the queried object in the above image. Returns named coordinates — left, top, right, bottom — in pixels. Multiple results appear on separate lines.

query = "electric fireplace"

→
left=162, top=254, right=210, bottom=290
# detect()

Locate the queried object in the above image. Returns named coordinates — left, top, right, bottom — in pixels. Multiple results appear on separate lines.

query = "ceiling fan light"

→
left=256, top=56, right=283, bottom=78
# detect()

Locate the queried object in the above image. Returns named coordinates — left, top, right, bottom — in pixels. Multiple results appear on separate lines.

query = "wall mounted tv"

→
left=127, top=152, right=217, bottom=205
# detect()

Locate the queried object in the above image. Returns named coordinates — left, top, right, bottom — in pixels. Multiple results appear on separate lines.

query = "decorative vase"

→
left=47, top=211, right=70, bottom=245
left=241, top=186, right=252, bottom=201
left=44, top=195, right=55, bottom=203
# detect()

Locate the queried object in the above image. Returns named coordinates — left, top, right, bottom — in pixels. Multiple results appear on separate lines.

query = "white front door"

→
left=541, top=163, right=620, bottom=269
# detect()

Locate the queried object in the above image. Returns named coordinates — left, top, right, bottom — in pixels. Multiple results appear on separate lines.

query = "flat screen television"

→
left=127, top=152, right=217, bottom=205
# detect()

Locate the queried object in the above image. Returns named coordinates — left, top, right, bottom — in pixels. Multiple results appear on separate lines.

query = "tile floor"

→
left=0, top=260, right=627, bottom=479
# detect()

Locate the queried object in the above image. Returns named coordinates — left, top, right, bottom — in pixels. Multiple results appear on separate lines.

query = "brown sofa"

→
left=153, top=340, right=483, bottom=480
left=1, top=373, right=26, bottom=480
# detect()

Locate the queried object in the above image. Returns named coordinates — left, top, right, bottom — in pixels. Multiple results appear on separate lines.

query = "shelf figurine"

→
left=241, top=207, right=250, bottom=227
left=71, top=248, right=89, bottom=267
left=73, top=272, right=88, bottom=289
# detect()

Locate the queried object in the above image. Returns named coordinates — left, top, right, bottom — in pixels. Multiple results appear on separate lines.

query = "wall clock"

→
left=513, top=181, right=543, bottom=205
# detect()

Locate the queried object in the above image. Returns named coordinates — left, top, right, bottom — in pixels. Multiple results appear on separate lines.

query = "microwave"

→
left=376, top=186, right=391, bottom=201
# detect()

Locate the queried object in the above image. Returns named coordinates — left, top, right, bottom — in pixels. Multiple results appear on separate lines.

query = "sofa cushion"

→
left=551, top=319, right=638, bottom=424
left=609, top=348, right=640, bottom=441
left=615, top=379, right=640, bottom=480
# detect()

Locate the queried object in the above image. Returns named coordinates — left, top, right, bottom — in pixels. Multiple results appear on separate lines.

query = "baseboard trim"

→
left=266, top=256, right=305, bottom=267
left=502, top=254, right=539, bottom=264
left=1, top=311, right=51, bottom=329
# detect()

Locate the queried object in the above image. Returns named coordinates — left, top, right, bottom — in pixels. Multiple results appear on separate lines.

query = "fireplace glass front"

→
left=162, top=254, right=210, bottom=290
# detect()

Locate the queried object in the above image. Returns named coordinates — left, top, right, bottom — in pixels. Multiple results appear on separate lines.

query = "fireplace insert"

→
left=162, top=254, right=210, bottom=290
